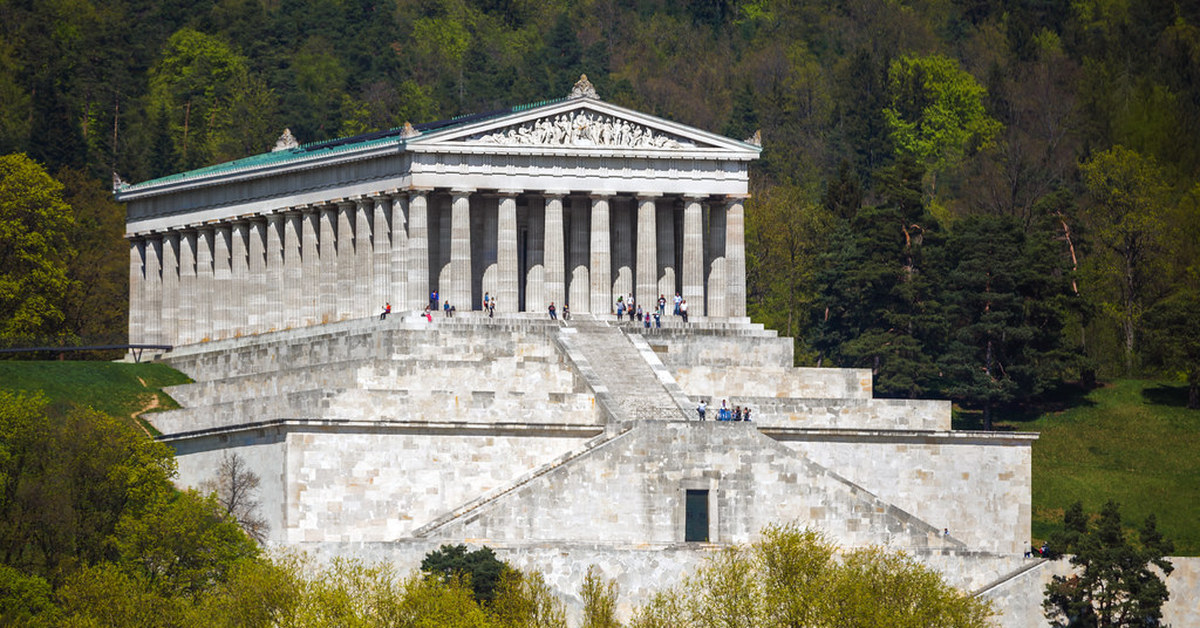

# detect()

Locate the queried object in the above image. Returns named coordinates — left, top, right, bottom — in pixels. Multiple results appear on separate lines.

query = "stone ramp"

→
left=555, top=317, right=693, bottom=422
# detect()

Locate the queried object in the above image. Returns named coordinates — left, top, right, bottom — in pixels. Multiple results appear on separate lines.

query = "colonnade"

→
left=128, top=189, right=747, bottom=346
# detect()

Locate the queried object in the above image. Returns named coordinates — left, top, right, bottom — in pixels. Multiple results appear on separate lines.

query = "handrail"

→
left=0, top=344, right=173, bottom=363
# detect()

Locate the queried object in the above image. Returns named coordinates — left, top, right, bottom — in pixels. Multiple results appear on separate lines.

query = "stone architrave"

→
left=611, top=198, right=633, bottom=304
left=177, top=230, right=196, bottom=345
left=389, top=194, right=408, bottom=310
left=524, top=195, right=546, bottom=313
left=212, top=224, right=232, bottom=338
left=195, top=227, right=214, bottom=340
left=568, top=196, right=590, bottom=313
left=160, top=232, right=179, bottom=346
left=128, top=238, right=145, bottom=345
left=543, top=193, right=566, bottom=310
left=230, top=221, right=250, bottom=335
left=497, top=191, right=519, bottom=313
left=725, top=196, right=747, bottom=319
left=407, top=190, right=430, bottom=311
left=636, top=194, right=659, bottom=311
left=266, top=214, right=285, bottom=331
left=656, top=202, right=676, bottom=303
left=319, top=206, right=338, bottom=324
left=449, top=189, right=472, bottom=312
left=682, top=195, right=705, bottom=316
left=589, top=193, right=612, bottom=315
left=706, top=201, right=727, bottom=318
left=336, top=202, right=355, bottom=320
left=247, top=219, right=267, bottom=331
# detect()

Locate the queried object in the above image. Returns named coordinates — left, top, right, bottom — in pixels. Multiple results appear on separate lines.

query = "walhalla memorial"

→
left=116, top=76, right=1110, bottom=625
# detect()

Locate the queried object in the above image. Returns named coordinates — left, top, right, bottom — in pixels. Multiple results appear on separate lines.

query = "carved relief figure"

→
left=470, top=111, right=693, bottom=149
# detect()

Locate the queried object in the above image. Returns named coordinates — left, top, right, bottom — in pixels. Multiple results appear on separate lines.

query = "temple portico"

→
left=119, top=76, right=760, bottom=346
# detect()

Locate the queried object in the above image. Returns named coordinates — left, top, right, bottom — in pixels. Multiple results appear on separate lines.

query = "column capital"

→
left=682, top=192, right=709, bottom=200
left=498, top=188, right=522, bottom=197
left=450, top=187, right=474, bottom=196
left=635, top=191, right=663, bottom=199
left=590, top=191, right=616, bottom=199
left=543, top=189, right=570, bottom=198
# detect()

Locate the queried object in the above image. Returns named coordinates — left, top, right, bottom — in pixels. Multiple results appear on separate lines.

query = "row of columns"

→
left=129, top=190, right=747, bottom=346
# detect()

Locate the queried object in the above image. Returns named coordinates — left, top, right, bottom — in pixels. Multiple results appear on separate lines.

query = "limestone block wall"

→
left=672, top=366, right=873, bottom=401
left=721, top=396, right=950, bottom=430
left=776, top=433, right=1035, bottom=555
left=285, top=429, right=594, bottom=543
left=429, top=422, right=955, bottom=552
left=646, top=332, right=793, bottom=369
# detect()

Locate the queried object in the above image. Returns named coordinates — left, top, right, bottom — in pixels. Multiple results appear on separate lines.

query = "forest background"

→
left=2, top=0, right=1200, bottom=420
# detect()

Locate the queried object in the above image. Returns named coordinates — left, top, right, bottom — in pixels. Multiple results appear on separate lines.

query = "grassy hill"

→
left=993, top=380, right=1200, bottom=555
left=2, top=361, right=1195, bottom=554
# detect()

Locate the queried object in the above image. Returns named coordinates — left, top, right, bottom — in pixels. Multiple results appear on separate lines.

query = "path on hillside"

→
left=131, top=377, right=159, bottom=437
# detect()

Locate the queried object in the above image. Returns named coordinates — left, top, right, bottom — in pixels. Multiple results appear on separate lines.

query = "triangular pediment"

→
left=409, top=98, right=761, bottom=158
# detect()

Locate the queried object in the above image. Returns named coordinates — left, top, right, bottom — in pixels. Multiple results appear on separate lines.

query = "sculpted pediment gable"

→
left=465, top=109, right=702, bottom=150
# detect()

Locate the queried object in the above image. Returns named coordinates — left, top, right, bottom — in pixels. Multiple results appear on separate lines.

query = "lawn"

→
left=994, top=379, right=1200, bottom=555
left=0, top=360, right=190, bottom=433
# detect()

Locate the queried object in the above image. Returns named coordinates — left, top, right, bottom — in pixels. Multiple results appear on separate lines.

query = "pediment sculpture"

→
left=468, top=111, right=695, bottom=149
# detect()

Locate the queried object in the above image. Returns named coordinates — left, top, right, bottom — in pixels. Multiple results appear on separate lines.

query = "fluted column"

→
left=319, top=206, right=338, bottom=323
left=371, top=198, right=390, bottom=314
left=301, top=209, right=321, bottom=325
left=231, top=221, right=250, bottom=335
left=480, top=195, right=499, bottom=309
left=725, top=196, right=747, bottom=319
left=682, top=195, right=705, bottom=315
left=247, top=219, right=267, bottom=331
left=128, top=238, right=145, bottom=345
left=389, top=194, right=408, bottom=310
left=195, top=227, right=214, bottom=340
left=568, top=196, right=590, bottom=313
left=350, top=199, right=371, bottom=318
left=336, top=202, right=355, bottom=320
left=266, top=214, right=285, bottom=330
left=657, top=202, right=676, bottom=303
left=160, top=232, right=179, bottom=345
left=611, top=199, right=633, bottom=304
left=588, top=193, right=612, bottom=314
left=543, top=192, right=566, bottom=311
left=706, top=201, right=727, bottom=318
left=525, top=195, right=545, bottom=313
left=283, top=212, right=303, bottom=329
left=449, top=189, right=473, bottom=312
left=436, top=195, right=452, bottom=304
left=143, top=235, right=163, bottom=345
left=407, top=189, right=430, bottom=310
left=212, top=224, right=232, bottom=338
left=497, top=191, right=519, bottom=313
left=636, top=194, right=659, bottom=311
left=178, top=231, right=196, bottom=344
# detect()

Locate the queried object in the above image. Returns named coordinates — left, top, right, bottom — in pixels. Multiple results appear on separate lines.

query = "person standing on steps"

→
left=697, top=399, right=707, bottom=421
left=430, top=290, right=439, bottom=311
left=548, top=302, right=557, bottom=320
left=680, top=299, right=689, bottom=323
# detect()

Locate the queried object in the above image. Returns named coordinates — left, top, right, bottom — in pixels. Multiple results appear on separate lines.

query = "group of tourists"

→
left=694, top=399, right=752, bottom=422
left=614, top=293, right=690, bottom=326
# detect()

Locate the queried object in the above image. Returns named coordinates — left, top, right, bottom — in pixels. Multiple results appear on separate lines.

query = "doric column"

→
left=449, top=189, right=473, bottom=312
left=178, top=230, right=196, bottom=344
left=525, top=195, right=545, bottom=313
left=589, top=193, right=612, bottom=314
left=372, top=197, right=391, bottom=314
left=160, top=232, right=179, bottom=346
left=611, top=198, right=633, bottom=304
left=283, top=212, right=303, bottom=329
left=725, top=196, right=747, bottom=319
left=407, top=189, right=430, bottom=310
left=143, top=235, right=163, bottom=345
left=497, top=190, right=519, bottom=313
left=319, top=205, right=338, bottom=323
left=657, top=202, right=677, bottom=303
left=266, top=214, right=285, bottom=331
left=436, top=195, right=452, bottom=304
left=568, top=196, right=590, bottom=313
left=636, top=194, right=659, bottom=311
left=480, top=194, right=499, bottom=309
left=128, top=238, right=145, bottom=345
left=353, top=199, right=373, bottom=318
left=706, top=201, right=727, bottom=318
left=543, top=192, right=566, bottom=310
left=247, top=219, right=267, bottom=331
left=301, top=209, right=321, bottom=325
left=212, top=224, right=232, bottom=338
left=336, top=202, right=355, bottom=320
left=231, top=221, right=250, bottom=335
left=389, top=194, right=408, bottom=310
left=682, top=195, right=705, bottom=315
left=195, top=227, right=214, bottom=340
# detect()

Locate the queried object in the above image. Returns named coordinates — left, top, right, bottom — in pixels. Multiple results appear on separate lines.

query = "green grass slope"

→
left=0, top=361, right=190, bottom=433
left=998, top=380, right=1200, bottom=555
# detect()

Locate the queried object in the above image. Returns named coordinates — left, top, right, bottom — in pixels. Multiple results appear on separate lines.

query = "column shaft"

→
left=267, top=214, right=285, bottom=330
left=195, top=228, right=213, bottom=340
left=231, top=221, right=249, bottom=335
left=161, top=232, right=179, bottom=346
left=682, top=197, right=705, bottom=315
left=213, top=225, right=232, bottom=338
left=636, top=196, right=659, bottom=311
left=301, top=210, right=321, bottom=325
left=407, top=190, right=430, bottom=310
left=449, top=190, right=473, bottom=311
left=707, top=202, right=727, bottom=318
left=336, top=202, right=355, bottom=320
left=389, top=195, right=408, bottom=309
left=657, top=203, right=677, bottom=302
left=372, top=198, right=391, bottom=313
left=497, top=192, right=519, bottom=313
left=524, top=195, right=545, bottom=313
left=248, top=220, right=267, bottom=331
left=568, top=197, right=590, bottom=312
left=611, top=200, right=633, bottom=304
left=178, top=231, right=196, bottom=344
left=319, top=206, right=338, bottom=323
left=543, top=194, right=566, bottom=310
left=354, top=200, right=373, bottom=318
left=480, top=195, right=499, bottom=309
left=726, top=197, right=747, bottom=319
left=436, top=195, right=452, bottom=304
left=283, top=212, right=303, bottom=329
left=144, top=236, right=162, bottom=345
left=128, top=238, right=145, bottom=345
left=589, top=194, right=612, bottom=314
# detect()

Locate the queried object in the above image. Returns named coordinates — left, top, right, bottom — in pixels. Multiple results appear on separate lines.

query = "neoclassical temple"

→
left=119, top=77, right=759, bottom=346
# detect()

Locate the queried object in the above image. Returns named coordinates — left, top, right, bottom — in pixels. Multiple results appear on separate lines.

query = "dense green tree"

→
left=1143, top=289, right=1200, bottom=409
left=580, top=565, right=621, bottom=628
left=420, top=543, right=509, bottom=605
left=0, top=154, right=75, bottom=342
left=1044, top=501, right=1174, bottom=627
left=56, top=167, right=128, bottom=345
